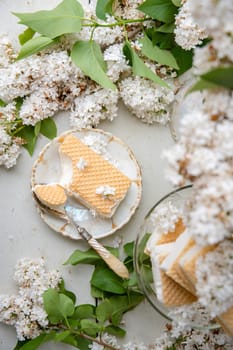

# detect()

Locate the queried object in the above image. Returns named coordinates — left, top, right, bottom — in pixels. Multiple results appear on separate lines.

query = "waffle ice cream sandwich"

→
left=34, top=184, right=67, bottom=206
left=59, top=134, right=132, bottom=218
left=160, top=230, right=196, bottom=291
left=178, top=244, right=217, bottom=293
left=145, top=217, right=185, bottom=255
left=151, top=244, right=196, bottom=307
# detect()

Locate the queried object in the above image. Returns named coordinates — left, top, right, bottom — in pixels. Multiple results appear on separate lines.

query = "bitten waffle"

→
left=59, top=134, right=132, bottom=218
left=34, top=184, right=67, bottom=206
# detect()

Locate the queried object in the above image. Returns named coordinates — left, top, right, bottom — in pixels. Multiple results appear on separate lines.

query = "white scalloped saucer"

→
left=31, top=129, right=142, bottom=240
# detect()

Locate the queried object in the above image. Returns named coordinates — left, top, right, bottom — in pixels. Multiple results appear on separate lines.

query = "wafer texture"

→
left=34, top=184, right=67, bottom=206
left=217, top=306, right=233, bottom=336
left=166, top=238, right=196, bottom=294
left=59, top=134, right=132, bottom=218
left=180, top=244, right=217, bottom=291
left=157, top=255, right=196, bottom=307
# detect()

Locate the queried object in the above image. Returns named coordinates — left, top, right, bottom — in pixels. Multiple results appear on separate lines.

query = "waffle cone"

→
left=34, top=184, right=67, bottom=206
left=59, top=134, right=131, bottom=217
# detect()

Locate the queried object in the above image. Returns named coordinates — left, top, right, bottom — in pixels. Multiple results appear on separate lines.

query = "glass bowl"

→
left=134, top=185, right=220, bottom=330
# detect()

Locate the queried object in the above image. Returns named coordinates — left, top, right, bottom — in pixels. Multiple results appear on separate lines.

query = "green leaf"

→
left=71, top=40, right=116, bottom=90
left=110, top=293, right=144, bottom=325
left=54, top=331, right=78, bottom=346
left=17, top=36, right=56, bottom=60
left=96, top=0, right=114, bottom=20
left=76, top=336, right=92, bottom=350
left=104, top=325, right=126, bottom=337
left=54, top=331, right=73, bottom=342
left=201, top=66, right=233, bottom=89
left=187, top=77, right=219, bottom=94
left=34, top=121, right=41, bottom=137
left=43, top=289, right=75, bottom=324
left=91, top=285, right=104, bottom=298
left=171, top=46, right=193, bottom=75
left=13, top=0, right=84, bottom=39
left=15, top=125, right=37, bottom=156
left=74, top=304, right=95, bottom=319
left=18, top=27, right=35, bottom=45
left=40, top=117, right=57, bottom=139
left=80, top=319, right=102, bottom=337
left=0, top=99, right=7, bottom=107
left=91, top=266, right=126, bottom=294
left=138, top=0, right=178, bottom=23
left=125, top=271, right=138, bottom=287
left=156, top=23, right=175, bottom=33
left=58, top=279, right=76, bottom=304
left=123, top=42, right=170, bottom=88
left=14, top=333, right=55, bottom=350
left=171, top=0, right=181, bottom=6
left=123, top=241, right=134, bottom=258
left=96, top=299, right=113, bottom=322
left=140, top=35, right=179, bottom=69
left=64, top=248, right=101, bottom=265
left=15, top=96, right=24, bottom=114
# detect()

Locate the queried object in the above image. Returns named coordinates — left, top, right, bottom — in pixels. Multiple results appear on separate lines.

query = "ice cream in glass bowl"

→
left=134, top=185, right=224, bottom=331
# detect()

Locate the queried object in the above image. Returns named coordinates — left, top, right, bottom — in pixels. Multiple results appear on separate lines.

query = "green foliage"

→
left=0, top=99, right=7, bottom=107
left=71, top=40, right=116, bottom=90
left=187, top=78, right=219, bottom=94
left=96, top=0, right=114, bottom=20
left=17, top=36, right=56, bottom=60
left=138, top=0, right=178, bottom=23
left=74, top=304, right=96, bottom=319
left=201, top=66, right=233, bottom=89
left=140, top=34, right=179, bottom=69
left=13, top=241, right=145, bottom=349
left=14, top=116, right=57, bottom=155
left=43, top=288, right=75, bottom=324
left=188, top=66, right=233, bottom=93
left=14, top=333, right=56, bottom=350
left=123, top=42, right=170, bottom=88
left=64, top=248, right=102, bottom=265
left=13, top=0, right=84, bottom=39
left=171, top=46, right=193, bottom=76
left=18, top=27, right=35, bottom=45
left=91, top=265, right=126, bottom=294
left=156, top=23, right=175, bottom=33
left=40, top=117, right=57, bottom=139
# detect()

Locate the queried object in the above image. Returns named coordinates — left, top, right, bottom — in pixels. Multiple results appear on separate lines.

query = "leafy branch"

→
left=14, top=241, right=145, bottom=350
left=13, top=0, right=191, bottom=91
left=0, top=97, right=57, bottom=155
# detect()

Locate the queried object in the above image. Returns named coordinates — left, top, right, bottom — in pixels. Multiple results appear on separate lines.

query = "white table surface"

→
left=0, top=1, right=175, bottom=348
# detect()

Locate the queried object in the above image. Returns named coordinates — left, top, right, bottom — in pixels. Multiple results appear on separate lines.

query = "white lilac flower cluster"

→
left=164, top=89, right=233, bottom=245
left=196, top=240, right=233, bottom=317
left=0, top=125, right=22, bottom=168
left=0, top=257, right=61, bottom=340
left=175, top=0, right=233, bottom=73
left=174, top=1, right=207, bottom=51
left=163, top=0, right=233, bottom=331
left=0, top=0, right=181, bottom=168
left=149, top=201, right=183, bottom=234
left=153, top=322, right=233, bottom=350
